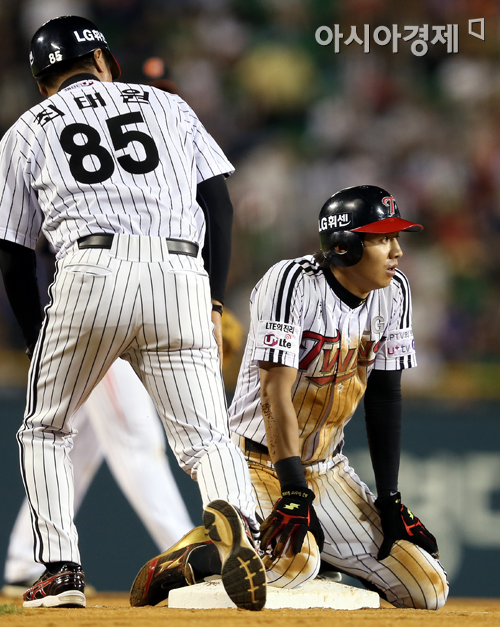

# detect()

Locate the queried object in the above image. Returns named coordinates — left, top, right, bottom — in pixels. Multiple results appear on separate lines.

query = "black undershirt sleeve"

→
left=196, top=174, right=233, bottom=304
left=364, top=368, right=402, bottom=498
left=0, top=239, right=43, bottom=353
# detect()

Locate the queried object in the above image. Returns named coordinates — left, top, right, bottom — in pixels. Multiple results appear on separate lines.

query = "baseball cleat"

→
left=22, top=564, right=86, bottom=608
left=130, top=526, right=211, bottom=606
left=3, top=579, right=97, bottom=599
left=203, top=500, right=266, bottom=611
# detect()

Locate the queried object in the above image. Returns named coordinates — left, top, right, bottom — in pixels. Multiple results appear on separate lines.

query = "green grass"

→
left=0, top=603, right=24, bottom=615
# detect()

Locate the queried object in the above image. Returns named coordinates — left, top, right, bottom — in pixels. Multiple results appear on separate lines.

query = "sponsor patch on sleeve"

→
left=256, top=320, right=300, bottom=353
left=381, top=328, right=415, bottom=359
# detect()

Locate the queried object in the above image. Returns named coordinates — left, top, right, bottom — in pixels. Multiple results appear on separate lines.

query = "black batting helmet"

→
left=319, top=185, right=422, bottom=267
left=29, top=15, right=120, bottom=80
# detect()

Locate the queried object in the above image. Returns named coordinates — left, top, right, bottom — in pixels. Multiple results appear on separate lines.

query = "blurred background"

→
left=0, top=0, right=499, bottom=598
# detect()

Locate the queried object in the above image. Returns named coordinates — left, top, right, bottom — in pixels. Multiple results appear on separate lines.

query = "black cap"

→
left=318, top=185, right=422, bottom=238
left=30, top=15, right=120, bottom=79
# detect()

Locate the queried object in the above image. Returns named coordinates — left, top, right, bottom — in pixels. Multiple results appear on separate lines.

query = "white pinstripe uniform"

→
left=229, top=255, right=449, bottom=609
left=4, top=358, right=194, bottom=586
left=0, top=77, right=257, bottom=566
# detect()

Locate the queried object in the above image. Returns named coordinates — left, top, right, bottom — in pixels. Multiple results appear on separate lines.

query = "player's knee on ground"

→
left=381, top=540, right=449, bottom=610
left=265, top=531, right=320, bottom=589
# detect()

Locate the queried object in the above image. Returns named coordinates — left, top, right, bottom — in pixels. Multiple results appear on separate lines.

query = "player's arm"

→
left=365, top=368, right=439, bottom=560
left=179, top=96, right=235, bottom=360
left=197, top=173, right=233, bottom=361
left=258, top=361, right=324, bottom=558
left=364, top=368, right=402, bottom=498
left=259, top=361, right=301, bottom=463
left=0, top=238, right=43, bottom=358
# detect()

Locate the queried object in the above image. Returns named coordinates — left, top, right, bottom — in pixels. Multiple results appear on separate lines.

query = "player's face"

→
left=332, top=232, right=403, bottom=298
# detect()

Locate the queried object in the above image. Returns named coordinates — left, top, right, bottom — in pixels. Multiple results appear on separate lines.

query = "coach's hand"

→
left=260, top=487, right=324, bottom=559
left=25, top=335, right=39, bottom=361
left=375, top=492, right=439, bottom=561
left=211, top=302, right=223, bottom=364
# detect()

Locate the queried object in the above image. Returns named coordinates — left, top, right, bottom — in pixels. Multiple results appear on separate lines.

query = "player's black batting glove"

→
left=375, top=492, right=439, bottom=561
left=260, top=487, right=324, bottom=559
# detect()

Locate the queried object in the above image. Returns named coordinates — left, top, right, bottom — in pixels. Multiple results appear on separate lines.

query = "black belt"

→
left=244, top=438, right=270, bottom=456
left=77, top=234, right=198, bottom=257
left=244, top=438, right=343, bottom=459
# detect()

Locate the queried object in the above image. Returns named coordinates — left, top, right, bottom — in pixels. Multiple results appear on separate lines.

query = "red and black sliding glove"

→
left=260, top=487, right=324, bottom=559
left=375, top=492, right=439, bottom=561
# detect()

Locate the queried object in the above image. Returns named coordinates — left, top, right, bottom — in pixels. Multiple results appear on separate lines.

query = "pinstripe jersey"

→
left=229, top=255, right=416, bottom=463
left=0, top=77, right=233, bottom=257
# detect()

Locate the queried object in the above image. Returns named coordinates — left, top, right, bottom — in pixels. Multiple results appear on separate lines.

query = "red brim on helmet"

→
left=352, top=216, right=423, bottom=233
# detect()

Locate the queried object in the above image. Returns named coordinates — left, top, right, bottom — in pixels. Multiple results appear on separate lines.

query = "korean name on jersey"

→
left=0, top=79, right=233, bottom=257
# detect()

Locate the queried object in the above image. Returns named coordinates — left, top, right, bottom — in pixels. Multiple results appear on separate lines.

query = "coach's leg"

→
left=84, top=359, right=194, bottom=549
left=131, top=253, right=267, bottom=610
left=17, top=247, right=137, bottom=565
left=5, top=406, right=103, bottom=586
left=129, top=254, right=259, bottom=525
left=312, top=455, right=449, bottom=609
left=130, top=332, right=258, bottom=525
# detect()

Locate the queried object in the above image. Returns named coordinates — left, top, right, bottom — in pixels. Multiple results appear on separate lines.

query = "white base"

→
left=169, top=578, right=380, bottom=610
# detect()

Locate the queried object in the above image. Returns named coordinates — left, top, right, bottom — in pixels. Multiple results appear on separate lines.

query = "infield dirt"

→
left=1, top=594, right=499, bottom=627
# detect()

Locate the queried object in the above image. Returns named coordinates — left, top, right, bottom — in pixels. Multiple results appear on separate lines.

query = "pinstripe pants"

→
left=18, top=235, right=257, bottom=566
left=243, top=444, right=449, bottom=609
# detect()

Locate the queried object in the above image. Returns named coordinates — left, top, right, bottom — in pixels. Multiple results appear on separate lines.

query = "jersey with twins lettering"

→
left=229, top=255, right=416, bottom=463
left=0, top=77, right=233, bottom=257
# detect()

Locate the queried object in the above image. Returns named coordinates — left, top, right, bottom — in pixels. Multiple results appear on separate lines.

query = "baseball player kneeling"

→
left=130, top=185, right=448, bottom=610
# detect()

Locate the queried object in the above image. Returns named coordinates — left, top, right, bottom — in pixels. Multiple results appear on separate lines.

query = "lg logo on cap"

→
left=73, top=29, right=106, bottom=43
